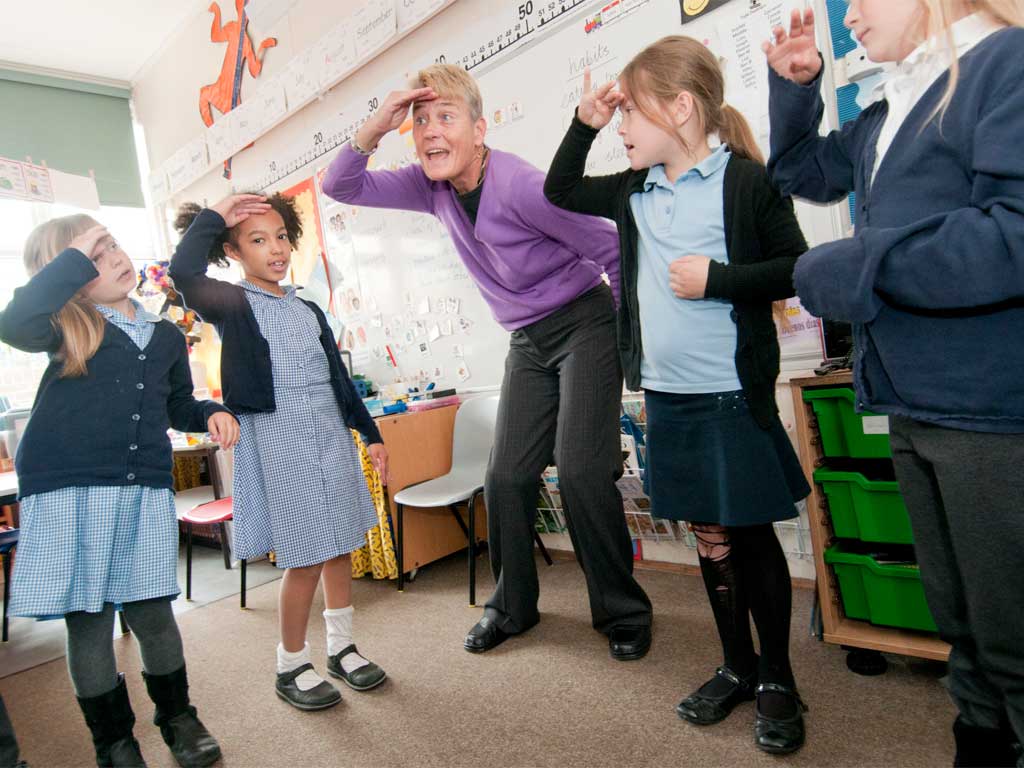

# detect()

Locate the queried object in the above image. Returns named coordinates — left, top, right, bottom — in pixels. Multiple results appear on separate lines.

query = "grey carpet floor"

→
left=0, top=553, right=953, bottom=767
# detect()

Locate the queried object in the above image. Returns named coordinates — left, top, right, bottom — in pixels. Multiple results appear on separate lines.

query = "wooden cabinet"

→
left=789, top=372, right=950, bottom=662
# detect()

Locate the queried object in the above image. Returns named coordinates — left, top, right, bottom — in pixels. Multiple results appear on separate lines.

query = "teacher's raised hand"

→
left=354, top=87, right=438, bottom=153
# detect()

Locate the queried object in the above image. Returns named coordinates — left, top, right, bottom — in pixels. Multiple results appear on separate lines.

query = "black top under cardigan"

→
left=0, top=249, right=230, bottom=498
left=544, top=114, right=808, bottom=429
left=168, top=208, right=383, bottom=446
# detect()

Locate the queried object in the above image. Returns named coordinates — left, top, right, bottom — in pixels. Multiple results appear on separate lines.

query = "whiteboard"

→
left=220, top=0, right=844, bottom=393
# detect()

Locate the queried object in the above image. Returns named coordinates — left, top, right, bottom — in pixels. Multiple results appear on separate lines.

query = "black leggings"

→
left=65, top=597, right=184, bottom=698
left=691, top=522, right=794, bottom=686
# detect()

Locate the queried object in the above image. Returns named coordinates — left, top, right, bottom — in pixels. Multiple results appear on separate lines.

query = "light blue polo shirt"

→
left=631, top=145, right=741, bottom=394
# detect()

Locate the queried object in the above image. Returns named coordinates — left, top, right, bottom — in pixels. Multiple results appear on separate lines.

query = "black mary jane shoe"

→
left=275, top=664, right=342, bottom=711
left=754, top=682, right=808, bottom=755
left=608, top=624, right=651, bottom=661
left=326, top=644, right=387, bottom=691
left=463, top=616, right=511, bottom=653
left=676, top=665, right=757, bottom=726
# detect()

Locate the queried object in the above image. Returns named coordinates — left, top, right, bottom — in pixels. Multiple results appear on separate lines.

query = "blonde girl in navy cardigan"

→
left=0, top=216, right=237, bottom=768
left=765, top=2, right=1024, bottom=765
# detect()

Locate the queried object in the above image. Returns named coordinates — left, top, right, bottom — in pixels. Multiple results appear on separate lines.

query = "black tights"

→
left=692, top=522, right=796, bottom=712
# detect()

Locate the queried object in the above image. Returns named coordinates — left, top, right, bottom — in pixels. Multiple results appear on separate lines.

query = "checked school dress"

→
left=10, top=302, right=180, bottom=619
left=230, top=282, right=377, bottom=570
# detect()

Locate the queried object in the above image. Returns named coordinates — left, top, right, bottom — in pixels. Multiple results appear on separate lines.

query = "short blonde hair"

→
left=412, top=64, right=483, bottom=121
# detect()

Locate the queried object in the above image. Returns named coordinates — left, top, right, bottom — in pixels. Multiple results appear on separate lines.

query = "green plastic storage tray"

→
left=814, top=469, right=913, bottom=544
left=803, top=387, right=892, bottom=458
left=825, top=545, right=937, bottom=632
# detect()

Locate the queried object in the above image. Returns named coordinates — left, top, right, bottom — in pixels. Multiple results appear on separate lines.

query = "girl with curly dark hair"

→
left=170, top=194, right=389, bottom=711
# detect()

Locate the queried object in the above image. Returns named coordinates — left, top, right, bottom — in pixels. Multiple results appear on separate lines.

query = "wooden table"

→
left=375, top=405, right=487, bottom=578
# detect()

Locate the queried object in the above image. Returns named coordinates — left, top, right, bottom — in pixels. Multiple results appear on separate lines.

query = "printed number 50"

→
left=518, top=2, right=533, bottom=20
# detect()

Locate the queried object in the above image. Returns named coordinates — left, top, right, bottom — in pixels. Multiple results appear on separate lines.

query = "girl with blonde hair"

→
left=0, top=216, right=237, bottom=767
left=765, top=2, right=1024, bottom=765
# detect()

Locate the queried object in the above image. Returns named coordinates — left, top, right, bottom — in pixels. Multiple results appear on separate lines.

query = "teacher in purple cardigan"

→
left=323, top=64, right=651, bottom=659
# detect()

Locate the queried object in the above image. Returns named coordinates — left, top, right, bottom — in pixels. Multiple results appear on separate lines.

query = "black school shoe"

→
left=676, top=665, right=758, bottom=726
left=275, top=664, right=342, bottom=711
left=953, top=716, right=1021, bottom=767
left=142, top=666, right=221, bottom=768
left=608, top=624, right=651, bottom=661
left=76, top=674, right=147, bottom=767
left=754, top=682, right=808, bottom=755
left=326, top=645, right=387, bottom=691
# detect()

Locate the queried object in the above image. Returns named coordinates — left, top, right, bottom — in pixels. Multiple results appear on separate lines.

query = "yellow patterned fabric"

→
left=349, top=431, right=398, bottom=580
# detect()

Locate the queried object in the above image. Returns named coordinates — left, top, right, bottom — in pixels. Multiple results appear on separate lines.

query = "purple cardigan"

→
left=322, top=143, right=620, bottom=330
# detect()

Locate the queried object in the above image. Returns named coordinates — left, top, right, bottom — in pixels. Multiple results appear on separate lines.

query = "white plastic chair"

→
left=392, top=394, right=552, bottom=605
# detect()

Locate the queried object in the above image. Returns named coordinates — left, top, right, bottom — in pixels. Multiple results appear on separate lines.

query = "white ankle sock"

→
left=276, top=642, right=325, bottom=691
left=323, top=606, right=369, bottom=673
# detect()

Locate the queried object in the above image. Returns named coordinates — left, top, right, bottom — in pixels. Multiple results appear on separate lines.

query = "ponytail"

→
left=719, top=104, right=765, bottom=166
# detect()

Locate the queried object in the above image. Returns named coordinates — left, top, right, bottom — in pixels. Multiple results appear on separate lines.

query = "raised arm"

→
left=763, top=8, right=866, bottom=203
left=544, top=69, right=631, bottom=219
left=321, top=88, right=438, bottom=214
left=0, top=226, right=108, bottom=353
left=168, top=195, right=269, bottom=324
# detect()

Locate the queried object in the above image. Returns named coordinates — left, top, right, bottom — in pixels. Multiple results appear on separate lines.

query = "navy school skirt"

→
left=643, top=389, right=810, bottom=526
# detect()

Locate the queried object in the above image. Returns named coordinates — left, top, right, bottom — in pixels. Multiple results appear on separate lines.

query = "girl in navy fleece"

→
left=0, top=216, right=237, bottom=768
left=765, top=3, right=1024, bottom=765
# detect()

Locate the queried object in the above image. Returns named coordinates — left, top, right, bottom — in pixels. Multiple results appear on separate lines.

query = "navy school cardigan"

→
left=0, top=248, right=231, bottom=498
left=168, top=208, right=383, bottom=446
left=767, top=27, right=1024, bottom=432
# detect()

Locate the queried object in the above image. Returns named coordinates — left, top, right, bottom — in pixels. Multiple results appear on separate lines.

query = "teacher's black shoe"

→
left=676, top=665, right=757, bottom=726
left=754, top=683, right=808, bottom=755
left=608, top=624, right=651, bottom=661
left=463, top=616, right=512, bottom=653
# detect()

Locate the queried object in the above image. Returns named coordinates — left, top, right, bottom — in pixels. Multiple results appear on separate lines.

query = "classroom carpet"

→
left=0, top=552, right=954, bottom=767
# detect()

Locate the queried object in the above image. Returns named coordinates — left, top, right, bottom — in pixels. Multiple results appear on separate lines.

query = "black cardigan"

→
left=168, top=209, right=383, bottom=446
left=0, top=248, right=230, bottom=498
left=544, top=115, right=807, bottom=429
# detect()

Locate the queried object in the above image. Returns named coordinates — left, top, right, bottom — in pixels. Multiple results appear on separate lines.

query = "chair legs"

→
left=185, top=521, right=194, bottom=600
left=468, top=491, right=480, bottom=607
left=2, top=550, right=10, bottom=642
left=219, top=522, right=232, bottom=570
left=533, top=530, right=553, bottom=566
left=396, top=503, right=405, bottom=592
left=240, top=559, right=247, bottom=609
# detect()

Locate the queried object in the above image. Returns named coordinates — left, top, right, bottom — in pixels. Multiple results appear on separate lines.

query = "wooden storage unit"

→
left=789, top=372, right=950, bottom=663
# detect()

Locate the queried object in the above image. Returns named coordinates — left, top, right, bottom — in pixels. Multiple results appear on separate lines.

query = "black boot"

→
left=953, top=716, right=1020, bottom=768
left=142, top=666, right=221, bottom=768
left=76, top=674, right=146, bottom=767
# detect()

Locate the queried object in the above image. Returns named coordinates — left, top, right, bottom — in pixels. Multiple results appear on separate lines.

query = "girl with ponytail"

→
left=544, top=35, right=811, bottom=755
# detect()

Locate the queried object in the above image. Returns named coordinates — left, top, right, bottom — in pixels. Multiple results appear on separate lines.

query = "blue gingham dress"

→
left=10, top=302, right=180, bottom=619
left=231, top=283, right=376, bottom=569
